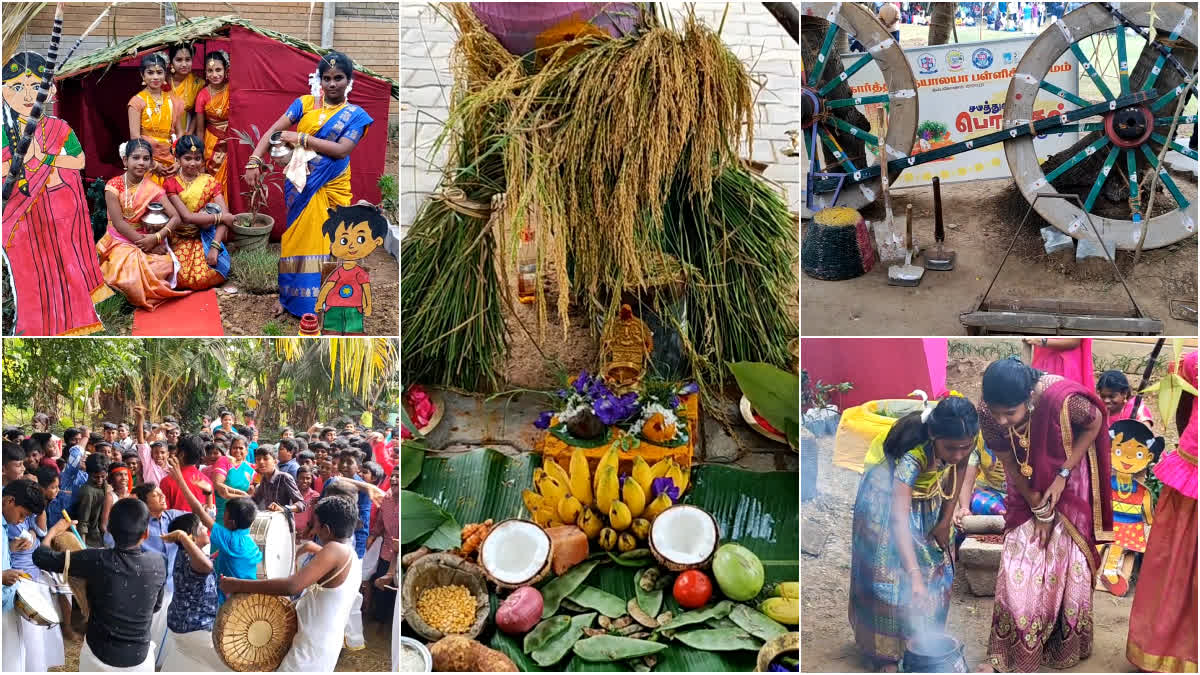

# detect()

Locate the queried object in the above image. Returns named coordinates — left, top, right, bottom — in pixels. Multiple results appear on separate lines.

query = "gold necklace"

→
left=317, top=98, right=343, bottom=124
left=123, top=174, right=142, bottom=215
left=932, top=462, right=957, bottom=500
left=1007, top=421, right=1034, bottom=477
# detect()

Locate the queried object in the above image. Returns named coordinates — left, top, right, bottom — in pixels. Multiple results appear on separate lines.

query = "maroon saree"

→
left=981, top=377, right=1114, bottom=672
left=1003, top=378, right=1114, bottom=564
left=2, top=115, right=108, bottom=335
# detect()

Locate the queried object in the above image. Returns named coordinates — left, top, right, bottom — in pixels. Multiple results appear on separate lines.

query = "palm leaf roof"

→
left=56, top=15, right=398, bottom=99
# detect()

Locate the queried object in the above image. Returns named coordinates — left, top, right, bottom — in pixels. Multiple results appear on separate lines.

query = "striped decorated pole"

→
left=2, top=3, right=63, bottom=202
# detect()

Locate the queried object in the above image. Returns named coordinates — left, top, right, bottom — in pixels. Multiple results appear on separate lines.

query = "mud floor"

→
left=801, top=177, right=1197, bottom=335
left=799, top=353, right=1170, bottom=673
left=217, top=246, right=398, bottom=336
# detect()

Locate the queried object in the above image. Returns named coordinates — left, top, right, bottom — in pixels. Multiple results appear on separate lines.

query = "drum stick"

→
left=62, top=510, right=85, bottom=548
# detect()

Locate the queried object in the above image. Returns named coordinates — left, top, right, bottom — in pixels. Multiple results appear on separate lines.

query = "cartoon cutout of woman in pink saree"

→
left=2, top=51, right=111, bottom=336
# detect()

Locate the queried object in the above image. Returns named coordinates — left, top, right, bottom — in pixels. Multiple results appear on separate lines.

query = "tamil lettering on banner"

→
left=840, top=37, right=1079, bottom=187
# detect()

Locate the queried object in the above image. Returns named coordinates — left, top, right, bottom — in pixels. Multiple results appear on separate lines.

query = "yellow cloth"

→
left=281, top=96, right=353, bottom=261
left=974, top=443, right=1007, bottom=491
left=169, top=73, right=204, bottom=112
left=865, top=430, right=982, bottom=499
left=130, top=90, right=181, bottom=186
left=199, top=85, right=230, bottom=202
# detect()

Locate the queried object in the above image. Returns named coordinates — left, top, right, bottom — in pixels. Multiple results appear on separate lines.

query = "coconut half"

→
left=648, top=505, right=719, bottom=571
left=479, top=519, right=553, bottom=589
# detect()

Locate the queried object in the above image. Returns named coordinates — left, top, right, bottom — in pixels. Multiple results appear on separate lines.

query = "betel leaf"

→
left=421, top=513, right=462, bottom=551
left=729, top=361, right=800, bottom=448
left=400, top=490, right=457, bottom=545
left=400, top=438, right=425, bottom=488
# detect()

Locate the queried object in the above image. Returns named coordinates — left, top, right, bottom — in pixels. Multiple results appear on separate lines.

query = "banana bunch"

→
left=760, top=581, right=799, bottom=625
left=522, top=445, right=692, bottom=554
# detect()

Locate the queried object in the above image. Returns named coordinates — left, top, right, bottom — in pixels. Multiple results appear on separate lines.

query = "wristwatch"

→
left=1058, top=467, right=1071, bottom=479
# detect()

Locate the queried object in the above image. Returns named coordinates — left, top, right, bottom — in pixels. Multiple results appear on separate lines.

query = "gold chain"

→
left=123, top=174, right=142, bottom=214
left=1007, top=420, right=1034, bottom=478
left=931, top=462, right=957, bottom=501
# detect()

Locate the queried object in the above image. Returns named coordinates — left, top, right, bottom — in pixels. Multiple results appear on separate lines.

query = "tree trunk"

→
left=928, top=3, right=956, bottom=45
left=1039, top=40, right=1197, bottom=217
left=801, top=16, right=871, bottom=170
left=258, top=360, right=282, bottom=433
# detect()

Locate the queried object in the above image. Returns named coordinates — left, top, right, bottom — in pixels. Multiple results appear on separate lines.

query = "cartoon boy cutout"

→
left=316, top=203, right=387, bottom=334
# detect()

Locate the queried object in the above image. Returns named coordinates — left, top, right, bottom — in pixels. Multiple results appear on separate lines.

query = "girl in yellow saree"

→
left=127, top=53, right=185, bottom=186
left=193, top=51, right=230, bottom=201
left=96, top=138, right=190, bottom=309
left=166, top=44, right=203, bottom=134
left=243, top=51, right=371, bottom=318
left=164, top=135, right=233, bottom=290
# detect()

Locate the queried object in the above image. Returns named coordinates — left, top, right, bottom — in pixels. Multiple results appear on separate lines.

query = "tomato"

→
left=673, top=570, right=713, bottom=609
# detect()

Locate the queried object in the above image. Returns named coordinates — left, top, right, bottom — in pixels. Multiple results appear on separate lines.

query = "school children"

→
left=2, top=479, right=48, bottom=672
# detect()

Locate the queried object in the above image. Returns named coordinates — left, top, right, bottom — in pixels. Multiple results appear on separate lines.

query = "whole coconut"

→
left=712, top=543, right=765, bottom=601
left=566, top=410, right=605, bottom=439
left=495, top=586, right=544, bottom=635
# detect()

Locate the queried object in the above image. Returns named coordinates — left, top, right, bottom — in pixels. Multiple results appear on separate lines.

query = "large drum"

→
left=212, top=593, right=297, bottom=671
left=50, top=531, right=90, bottom=618
left=249, top=511, right=294, bottom=579
left=14, top=578, right=59, bottom=627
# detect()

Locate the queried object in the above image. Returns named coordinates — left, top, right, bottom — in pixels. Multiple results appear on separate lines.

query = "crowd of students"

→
left=1, top=409, right=399, bottom=672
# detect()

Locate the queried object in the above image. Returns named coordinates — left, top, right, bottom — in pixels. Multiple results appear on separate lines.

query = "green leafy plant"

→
left=401, top=489, right=461, bottom=550
left=260, top=321, right=284, bottom=337
left=232, top=125, right=285, bottom=223
left=801, top=369, right=853, bottom=414
left=917, top=120, right=949, bottom=142
left=730, top=362, right=800, bottom=447
left=378, top=173, right=399, bottom=225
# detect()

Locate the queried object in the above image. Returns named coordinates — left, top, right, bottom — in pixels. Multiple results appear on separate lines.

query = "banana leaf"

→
left=406, top=449, right=798, bottom=672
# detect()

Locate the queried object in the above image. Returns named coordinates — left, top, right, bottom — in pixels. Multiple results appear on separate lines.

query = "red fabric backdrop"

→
left=56, top=26, right=390, bottom=240
left=800, top=338, right=948, bottom=409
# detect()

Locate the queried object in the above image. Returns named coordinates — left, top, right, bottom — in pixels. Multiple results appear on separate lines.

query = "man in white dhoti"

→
left=3, top=477, right=47, bottom=673
left=159, top=513, right=228, bottom=672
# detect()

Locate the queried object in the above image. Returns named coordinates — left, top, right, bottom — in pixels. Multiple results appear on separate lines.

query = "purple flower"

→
left=618, top=473, right=628, bottom=489
left=669, top=396, right=681, bottom=410
left=534, top=411, right=555, bottom=429
left=593, top=393, right=634, bottom=425
left=573, top=370, right=590, bottom=394
left=678, top=382, right=699, bottom=395
left=650, top=477, right=679, bottom=501
left=556, top=389, right=569, bottom=400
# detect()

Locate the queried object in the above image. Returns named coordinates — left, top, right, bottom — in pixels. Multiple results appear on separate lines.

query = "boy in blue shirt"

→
left=167, top=456, right=260, bottom=605
left=2, top=477, right=48, bottom=671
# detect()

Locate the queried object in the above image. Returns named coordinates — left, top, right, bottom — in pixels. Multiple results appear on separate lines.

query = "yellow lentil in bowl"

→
left=416, top=584, right=476, bottom=634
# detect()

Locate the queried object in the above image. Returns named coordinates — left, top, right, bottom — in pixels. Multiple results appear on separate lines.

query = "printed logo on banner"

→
left=918, top=53, right=938, bottom=74
left=1003, top=52, right=1015, bottom=65
left=972, top=48, right=993, bottom=69
left=947, top=50, right=965, bottom=71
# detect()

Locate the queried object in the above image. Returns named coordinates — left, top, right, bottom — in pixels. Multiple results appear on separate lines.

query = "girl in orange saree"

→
left=166, top=44, right=203, bottom=136
left=127, top=53, right=184, bottom=186
left=193, top=51, right=230, bottom=201
left=163, top=135, right=233, bottom=290
left=96, top=138, right=190, bottom=309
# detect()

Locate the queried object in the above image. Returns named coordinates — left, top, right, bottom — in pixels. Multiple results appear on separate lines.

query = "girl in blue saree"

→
left=243, top=51, right=372, bottom=317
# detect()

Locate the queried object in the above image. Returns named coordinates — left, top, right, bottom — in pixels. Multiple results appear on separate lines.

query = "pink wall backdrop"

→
left=801, top=339, right=949, bottom=409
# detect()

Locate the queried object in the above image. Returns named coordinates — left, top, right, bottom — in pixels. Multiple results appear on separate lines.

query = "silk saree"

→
left=95, top=175, right=189, bottom=309
left=163, top=172, right=231, bottom=290
left=277, top=95, right=372, bottom=317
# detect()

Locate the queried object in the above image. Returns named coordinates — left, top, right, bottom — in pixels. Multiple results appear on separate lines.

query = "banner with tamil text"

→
left=840, top=36, right=1080, bottom=187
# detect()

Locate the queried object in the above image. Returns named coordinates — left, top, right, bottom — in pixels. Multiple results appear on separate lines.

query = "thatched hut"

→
left=52, top=15, right=398, bottom=239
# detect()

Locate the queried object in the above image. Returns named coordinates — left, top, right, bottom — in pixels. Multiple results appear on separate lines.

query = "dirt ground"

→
left=47, top=613, right=393, bottom=672
left=801, top=176, right=1198, bottom=335
left=799, top=352, right=1178, bottom=673
left=217, top=245, right=399, bottom=336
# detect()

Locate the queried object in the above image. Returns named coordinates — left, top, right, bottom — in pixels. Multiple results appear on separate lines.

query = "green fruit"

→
left=711, top=543, right=765, bottom=601
left=598, top=527, right=618, bottom=551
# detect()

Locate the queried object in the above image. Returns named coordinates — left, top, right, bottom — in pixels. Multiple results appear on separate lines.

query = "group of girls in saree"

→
left=850, top=354, right=1197, bottom=673
left=119, top=47, right=370, bottom=318
left=2, top=43, right=371, bottom=333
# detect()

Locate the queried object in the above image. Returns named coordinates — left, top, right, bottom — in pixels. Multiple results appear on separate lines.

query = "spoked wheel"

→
left=801, top=3, right=918, bottom=218
left=1003, top=3, right=1197, bottom=249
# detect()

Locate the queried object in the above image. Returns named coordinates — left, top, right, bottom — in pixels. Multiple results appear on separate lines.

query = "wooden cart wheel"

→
left=1003, top=3, right=1197, bottom=249
left=801, top=2, right=918, bottom=218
